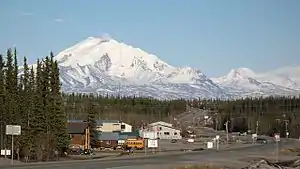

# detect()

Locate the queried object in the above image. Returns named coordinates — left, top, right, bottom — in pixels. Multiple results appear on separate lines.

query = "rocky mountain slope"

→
left=38, top=36, right=300, bottom=99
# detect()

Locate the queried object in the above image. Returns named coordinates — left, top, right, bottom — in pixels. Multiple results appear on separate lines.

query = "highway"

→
left=1, top=140, right=293, bottom=169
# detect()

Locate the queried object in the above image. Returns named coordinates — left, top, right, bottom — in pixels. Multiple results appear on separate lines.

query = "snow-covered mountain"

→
left=35, top=36, right=299, bottom=99
left=211, top=67, right=300, bottom=98
left=55, top=37, right=229, bottom=99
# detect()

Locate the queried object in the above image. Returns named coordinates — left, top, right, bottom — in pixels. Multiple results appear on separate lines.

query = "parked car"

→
left=256, top=138, right=267, bottom=144
left=171, top=139, right=177, bottom=143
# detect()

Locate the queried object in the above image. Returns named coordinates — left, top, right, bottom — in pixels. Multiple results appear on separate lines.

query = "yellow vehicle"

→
left=125, top=139, right=144, bottom=150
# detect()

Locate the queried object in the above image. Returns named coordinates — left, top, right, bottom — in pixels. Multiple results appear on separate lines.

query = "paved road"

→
left=1, top=140, right=294, bottom=169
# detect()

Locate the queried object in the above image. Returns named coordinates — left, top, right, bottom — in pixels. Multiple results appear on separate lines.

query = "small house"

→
left=67, top=121, right=89, bottom=147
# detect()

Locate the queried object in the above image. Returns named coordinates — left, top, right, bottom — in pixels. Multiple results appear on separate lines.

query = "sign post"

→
left=274, top=133, right=280, bottom=162
left=142, top=131, right=157, bottom=155
left=216, top=135, right=220, bottom=150
left=6, top=125, right=21, bottom=165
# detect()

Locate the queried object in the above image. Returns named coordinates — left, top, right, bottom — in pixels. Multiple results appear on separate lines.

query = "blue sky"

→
left=1, top=0, right=300, bottom=77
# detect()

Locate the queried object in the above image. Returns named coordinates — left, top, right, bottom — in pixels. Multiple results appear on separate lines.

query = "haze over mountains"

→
left=48, top=36, right=300, bottom=99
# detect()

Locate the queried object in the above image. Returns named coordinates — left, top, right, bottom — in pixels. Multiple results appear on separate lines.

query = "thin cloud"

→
left=54, top=18, right=65, bottom=23
left=21, top=12, right=34, bottom=16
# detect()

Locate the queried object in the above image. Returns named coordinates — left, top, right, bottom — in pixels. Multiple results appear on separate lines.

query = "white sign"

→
left=252, top=134, right=257, bottom=139
left=275, top=134, right=280, bottom=142
left=147, top=139, right=158, bottom=148
left=216, top=135, right=220, bottom=140
left=6, top=125, right=21, bottom=135
left=1, top=149, right=11, bottom=156
left=207, top=142, right=213, bottom=149
left=143, top=132, right=157, bottom=139
left=204, top=116, right=209, bottom=119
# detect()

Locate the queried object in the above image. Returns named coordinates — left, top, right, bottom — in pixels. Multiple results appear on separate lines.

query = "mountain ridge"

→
left=23, top=36, right=300, bottom=99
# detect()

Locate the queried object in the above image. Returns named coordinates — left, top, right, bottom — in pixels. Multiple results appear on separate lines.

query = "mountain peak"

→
left=54, top=36, right=167, bottom=70
left=227, top=67, right=255, bottom=79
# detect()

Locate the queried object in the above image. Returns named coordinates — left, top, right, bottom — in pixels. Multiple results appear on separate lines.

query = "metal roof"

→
left=68, top=120, right=85, bottom=123
left=119, top=131, right=140, bottom=137
left=67, top=122, right=87, bottom=134
left=95, top=120, right=120, bottom=125
left=98, top=132, right=119, bottom=140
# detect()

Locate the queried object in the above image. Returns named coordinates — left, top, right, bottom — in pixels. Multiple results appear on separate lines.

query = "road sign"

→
left=252, top=134, right=257, bottom=139
left=147, top=139, right=158, bottom=148
left=275, top=134, right=280, bottom=142
left=207, top=142, right=213, bottom=149
left=143, top=132, right=157, bottom=139
left=5, top=125, right=21, bottom=165
left=1, top=149, right=11, bottom=156
left=6, top=125, right=21, bottom=135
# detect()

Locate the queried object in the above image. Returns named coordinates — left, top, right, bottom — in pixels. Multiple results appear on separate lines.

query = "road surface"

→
left=1, top=139, right=295, bottom=169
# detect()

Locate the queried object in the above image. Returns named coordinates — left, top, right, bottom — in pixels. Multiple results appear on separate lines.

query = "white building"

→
left=95, top=120, right=132, bottom=133
left=140, top=121, right=182, bottom=140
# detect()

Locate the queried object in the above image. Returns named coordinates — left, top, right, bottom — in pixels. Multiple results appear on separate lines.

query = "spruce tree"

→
left=0, top=54, right=5, bottom=149
left=49, top=53, right=69, bottom=153
left=86, top=101, right=99, bottom=148
left=19, top=57, right=32, bottom=156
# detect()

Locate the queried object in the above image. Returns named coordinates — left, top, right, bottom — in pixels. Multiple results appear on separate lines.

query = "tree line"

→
left=189, top=97, right=300, bottom=138
left=63, top=93, right=187, bottom=127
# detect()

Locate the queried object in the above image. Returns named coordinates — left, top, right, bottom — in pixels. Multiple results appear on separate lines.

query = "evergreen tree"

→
left=49, top=54, right=69, bottom=154
left=86, top=101, right=99, bottom=148
left=0, top=54, right=5, bottom=149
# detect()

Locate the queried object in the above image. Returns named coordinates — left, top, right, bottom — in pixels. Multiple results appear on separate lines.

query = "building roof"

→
left=98, top=132, right=119, bottom=141
left=118, top=135, right=128, bottom=140
left=68, top=120, right=85, bottom=123
left=149, top=121, right=173, bottom=128
left=119, top=131, right=140, bottom=137
left=95, top=120, right=120, bottom=125
left=67, top=122, right=87, bottom=134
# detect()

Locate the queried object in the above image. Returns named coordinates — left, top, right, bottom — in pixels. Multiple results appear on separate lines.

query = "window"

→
left=164, top=132, right=170, bottom=135
left=174, top=132, right=177, bottom=135
left=121, top=125, right=125, bottom=129
left=159, top=127, right=162, bottom=130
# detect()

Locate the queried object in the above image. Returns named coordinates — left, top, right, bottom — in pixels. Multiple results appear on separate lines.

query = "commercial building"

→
left=140, top=121, right=182, bottom=140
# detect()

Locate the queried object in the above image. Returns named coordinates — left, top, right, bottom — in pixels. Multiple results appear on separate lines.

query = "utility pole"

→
left=283, top=119, right=289, bottom=138
left=256, top=120, right=259, bottom=135
left=215, top=113, right=219, bottom=131
left=225, top=120, right=229, bottom=145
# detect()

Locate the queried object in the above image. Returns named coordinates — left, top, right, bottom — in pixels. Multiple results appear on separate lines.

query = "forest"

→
left=0, top=48, right=300, bottom=161
left=188, top=96, right=300, bottom=138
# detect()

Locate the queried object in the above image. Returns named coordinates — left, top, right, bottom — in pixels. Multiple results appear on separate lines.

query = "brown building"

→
left=67, top=121, right=88, bottom=147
